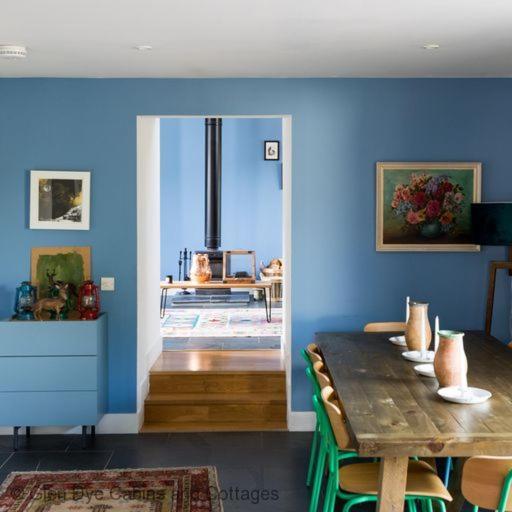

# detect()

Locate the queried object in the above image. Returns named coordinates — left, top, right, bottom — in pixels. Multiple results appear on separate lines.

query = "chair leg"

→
left=322, top=473, right=335, bottom=512
left=342, top=496, right=374, bottom=512
left=407, top=500, right=418, bottom=512
left=309, top=443, right=327, bottom=512
left=306, top=423, right=319, bottom=487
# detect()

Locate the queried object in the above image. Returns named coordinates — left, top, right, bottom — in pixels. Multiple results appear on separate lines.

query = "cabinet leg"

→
left=13, top=427, right=20, bottom=451
left=81, top=426, right=87, bottom=449
left=25, top=426, right=31, bottom=438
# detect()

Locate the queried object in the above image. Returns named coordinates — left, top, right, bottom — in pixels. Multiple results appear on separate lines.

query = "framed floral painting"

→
left=376, top=162, right=481, bottom=252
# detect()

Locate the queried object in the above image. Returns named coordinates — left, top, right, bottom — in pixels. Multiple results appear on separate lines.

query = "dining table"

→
left=315, top=330, right=512, bottom=512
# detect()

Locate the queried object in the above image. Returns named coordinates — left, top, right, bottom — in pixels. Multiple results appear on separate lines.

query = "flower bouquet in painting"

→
left=391, top=174, right=465, bottom=239
left=376, top=163, right=481, bottom=251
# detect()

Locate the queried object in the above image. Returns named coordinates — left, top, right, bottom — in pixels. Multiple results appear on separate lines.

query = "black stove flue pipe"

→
left=204, top=118, right=222, bottom=251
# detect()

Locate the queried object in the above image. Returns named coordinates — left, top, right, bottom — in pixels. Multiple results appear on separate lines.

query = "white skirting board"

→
left=0, top=414, right=139, bottom=435
left=288, top=411, right=316, bottom=431
left=0, top=412, right=316, bottom=435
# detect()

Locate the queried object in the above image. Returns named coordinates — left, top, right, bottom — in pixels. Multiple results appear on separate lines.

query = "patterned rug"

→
left=161, top=308, right=282, bottom=338
left=0, top=467, right=222, bottom=512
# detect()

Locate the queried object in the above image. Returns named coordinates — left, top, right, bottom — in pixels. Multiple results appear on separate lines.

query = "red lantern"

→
left=78, top=280, right=100, bottom=320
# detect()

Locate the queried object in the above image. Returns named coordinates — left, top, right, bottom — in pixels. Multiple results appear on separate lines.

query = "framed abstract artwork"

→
left=376, top=162, right=481, bottom=252
left=30, top=170, right=91, bottom=230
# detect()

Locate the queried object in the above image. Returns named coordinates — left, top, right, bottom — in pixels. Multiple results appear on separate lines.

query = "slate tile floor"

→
left=163, top=336, right=281, bottom=351
left=0, top=432, right=479, bottom=511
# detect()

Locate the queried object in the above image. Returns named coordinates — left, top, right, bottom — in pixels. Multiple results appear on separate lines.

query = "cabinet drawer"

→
left=0, top=316, right=106, bottom=356
left=0, top=357, right=97, bottom=391
left=0, top=391, right=99, bottom=426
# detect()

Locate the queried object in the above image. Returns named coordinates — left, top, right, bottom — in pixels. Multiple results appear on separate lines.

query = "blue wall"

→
left=160, top=118, right=282, bottom=278
left=0, top=79, right=510, bottom=413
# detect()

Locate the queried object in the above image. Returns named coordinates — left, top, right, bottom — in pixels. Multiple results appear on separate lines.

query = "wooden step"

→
left=142, top=350, right=287, bottom=432
left=145, top=402, right=286, bottom=424
left=149, top=372, right=285, bottom=394
left=145, top=392, right=286, bottom=405
left=140, top=421, right=287, bottom=433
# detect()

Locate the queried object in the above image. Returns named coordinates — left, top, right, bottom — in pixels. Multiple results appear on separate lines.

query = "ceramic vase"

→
left=405, top=301, right=432, bottom=351
left=434, top=330, right=467, bottom=388
left=189, top=254, right=212, bottom=283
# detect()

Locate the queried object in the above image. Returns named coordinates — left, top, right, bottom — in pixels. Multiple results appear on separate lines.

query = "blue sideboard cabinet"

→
left=0, top=314, right=107, bottom=449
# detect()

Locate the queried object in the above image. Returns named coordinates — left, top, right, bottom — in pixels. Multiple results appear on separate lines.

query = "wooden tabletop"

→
left=160, top=280, right=272, bottom=289
left=316, top=331, right=512, bottom=458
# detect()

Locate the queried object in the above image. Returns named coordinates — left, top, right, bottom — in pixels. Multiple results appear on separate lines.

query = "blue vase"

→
left=420, top=221, right=442, bottom=239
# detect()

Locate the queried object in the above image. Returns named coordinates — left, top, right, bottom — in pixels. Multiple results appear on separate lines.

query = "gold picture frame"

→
left=376, top=162, right=481, bottom=252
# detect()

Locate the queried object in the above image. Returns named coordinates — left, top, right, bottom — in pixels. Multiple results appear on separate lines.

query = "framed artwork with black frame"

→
left=264, top=140, right=280, bottom=161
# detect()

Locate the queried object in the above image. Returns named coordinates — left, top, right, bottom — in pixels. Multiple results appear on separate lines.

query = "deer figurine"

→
left=33, top=282, right=70, bottom=320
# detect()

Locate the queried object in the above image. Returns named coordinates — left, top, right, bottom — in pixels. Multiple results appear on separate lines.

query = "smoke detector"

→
left=0, top=45, right=28, bottom=59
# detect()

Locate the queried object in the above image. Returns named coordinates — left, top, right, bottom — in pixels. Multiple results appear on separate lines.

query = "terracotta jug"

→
left=189, top=253, right=212, bottom=283
left=434, top=330, right=468, bottom=388
left=405, top=301, right=432, bottom=351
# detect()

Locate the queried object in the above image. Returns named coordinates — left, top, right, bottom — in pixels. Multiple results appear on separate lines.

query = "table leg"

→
left=160, top=289, right=165, bottom=318
left=377, top=456, right=408, bottom=512
left=263, top=287, right=272, bottom=323
left=446, top=457, right=468, bottom=512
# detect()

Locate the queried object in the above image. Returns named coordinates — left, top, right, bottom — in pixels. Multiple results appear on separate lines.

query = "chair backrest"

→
left=313, top=361, right=331, bottom=390
left=307, top=343, right=323, bottom=363
left=462, top=456, right=512, bottom=511
left=312, top=394, right=337, bottom=454
left=305, top=366, right=321, bottom=397
left=301, top=343, right=322, bottom=369
left=321, top=385, right=352, bottom=450
left=364, top=321, right=407, bottom=333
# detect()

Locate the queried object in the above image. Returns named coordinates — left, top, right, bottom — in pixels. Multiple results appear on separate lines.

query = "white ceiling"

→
left=1, top=0, right=512, bottom=78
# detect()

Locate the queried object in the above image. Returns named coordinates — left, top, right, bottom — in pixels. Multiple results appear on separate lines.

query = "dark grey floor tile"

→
left=0, top=453, right=11, bottom=468
left=68, top=433, right=168, bottom=451
left=0, top=452, right=41, bottom=472
left=17, top=435, right=71, bottom=452
left=37, top=451, right=113, bottom=471
left=0, top=436, right=14, bottom=453
left=216, top=466, right=264, bottom=491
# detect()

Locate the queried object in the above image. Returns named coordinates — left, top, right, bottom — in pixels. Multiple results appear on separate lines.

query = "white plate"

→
left=438, top=386, right=492, bottom=404
left=414, top=363, right=436, bottom=378
left=402, top=350, right=435, bottom=363
left=389, top=335, right=407, bottom=347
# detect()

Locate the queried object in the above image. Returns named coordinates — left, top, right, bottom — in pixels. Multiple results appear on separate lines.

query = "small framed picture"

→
left=264, top=140, right=280, bottom=161
left=30, top=170, right=91, bottom=230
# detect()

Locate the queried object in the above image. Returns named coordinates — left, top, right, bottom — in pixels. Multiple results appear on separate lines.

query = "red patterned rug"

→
left=0, top=467, right=223, bottom=512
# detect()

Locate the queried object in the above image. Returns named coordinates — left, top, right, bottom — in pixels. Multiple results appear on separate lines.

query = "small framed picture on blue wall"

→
left=30, top=170, right=91, bottom=230
left=264, top=140, right=280, bottom=161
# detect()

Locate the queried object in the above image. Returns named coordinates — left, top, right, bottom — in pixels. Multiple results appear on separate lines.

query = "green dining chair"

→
left=302, top=345, right=323, bottom=488
left=316, top=387, right=452, bottom=512
left=461, top=456, right=512, bottom=511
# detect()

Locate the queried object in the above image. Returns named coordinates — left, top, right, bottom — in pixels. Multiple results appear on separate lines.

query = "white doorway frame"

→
left=136, top=115, right=293, bottom=430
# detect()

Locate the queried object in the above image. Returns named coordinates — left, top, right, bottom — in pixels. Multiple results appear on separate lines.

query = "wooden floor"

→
left=142, top=350, right=287, bottom=433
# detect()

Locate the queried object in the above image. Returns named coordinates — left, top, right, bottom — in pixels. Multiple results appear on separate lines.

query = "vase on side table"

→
left=434, top=330, right=468, bottom=388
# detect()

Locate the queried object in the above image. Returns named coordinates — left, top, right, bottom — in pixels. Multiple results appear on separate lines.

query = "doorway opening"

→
left=160, top=117, right=283, bottom=351
left=136, top=115, right=292, bottom=432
